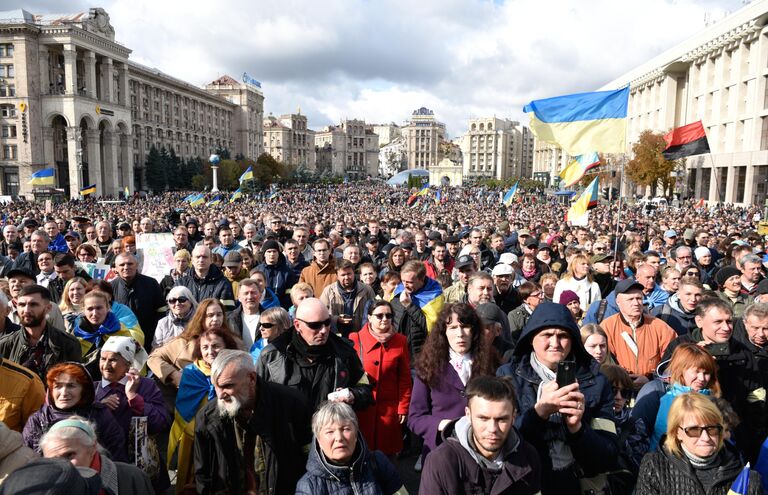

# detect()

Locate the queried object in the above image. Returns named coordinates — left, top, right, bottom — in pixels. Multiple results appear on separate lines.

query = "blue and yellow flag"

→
left=728, top=463, right=750, bottom=495
left=229, top=188, right=242, bottom=203
left=434, top=189, right=441, bottom=205
left=391, top=277, right=444, bottom=333
left=207, top=195, right=222, bottom=206
left=239, top=166, right=254, bottom=183
left=183, top=193, right=196, bottom=202
left=566, top=177, right=599, bottom=226
left=29, top=168, right=55, bottom=186
left=124, top=186, right=129, bottom=197
left=79, top=184, right=97, bottom=196
left=407, top=184, right=430, bottom=206
left=189, top=193, right=205, bottom=207
left=524, top=87, right=629, bottom=155
left=560, top=152, right=600, bottom=188
left=268, top=190, right=279, bottom=200
left=502, top=181, right=519, bottom=206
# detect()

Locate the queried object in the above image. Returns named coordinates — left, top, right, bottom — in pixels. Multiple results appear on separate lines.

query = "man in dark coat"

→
left=194, top=350, right=311, bottom=494
left=733, top=302, right=768, bottom=375
left=176, top=245, right=236, bottom=311
left=651, top=276, right=703, bottom=336
left=255, top=240, right=297, bottom=309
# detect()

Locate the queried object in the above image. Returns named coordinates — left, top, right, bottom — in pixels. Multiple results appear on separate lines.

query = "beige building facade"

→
left=314, top=119, right=378, bottom=179
left=402, top=107, right=446, bottom=170
left=0, top=8, right=263, bottom=198
left=460, top=117, right=529, bottom=180
left=263, top=111, right=315, bottom=169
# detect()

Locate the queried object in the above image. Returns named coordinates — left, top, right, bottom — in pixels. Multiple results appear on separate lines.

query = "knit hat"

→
left=694, top=246, right=711, bottom=260
left=262, top=240, right=280, bottom=252
left=715, top=266, right=741, bottom=288
left=558, top=290, right=581, bottom=306
left=0, top=458, right=102, bottom=495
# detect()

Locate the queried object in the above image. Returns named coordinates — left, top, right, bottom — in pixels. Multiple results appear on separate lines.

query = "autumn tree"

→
left=626, top=130, right=681, bottom=196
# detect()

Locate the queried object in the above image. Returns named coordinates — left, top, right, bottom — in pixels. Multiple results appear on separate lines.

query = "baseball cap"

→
left=664, top=230, right=677, bottom=238
left=614, top=279, right=644, bottom=295
left=491, top=263, right=513, bottom=276
left=517, top=229, right=531, bottom=237
left=537, top=243, right=551, bottom=251
left=524, top=237, right=538, bottom=248
left=6, top=268, right=35, bottom=281
left=499, top=252, right=518, bottom=265
left=223, top=251, right=242, bottom=267
left=64, top=230, right=80, bottom=239
left=455, top=254, right=474, bottom=269
left=343, top=228, right=356, bottom=237
left=590, top=253, right=614, bottom=264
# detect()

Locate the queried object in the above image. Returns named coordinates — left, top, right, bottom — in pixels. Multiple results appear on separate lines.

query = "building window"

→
left=761, top=117, right=768, bottom=150
left=0, top=84, right=14, bottom=97
left=0, top=44, right=13, bottom=57
left=1, top=125, right=16, bottom=138
left=2, top=144, right=17, bottom=160
left=0, top=64, right=13, bottom=78
left=0, top=105, right=15, bottom=118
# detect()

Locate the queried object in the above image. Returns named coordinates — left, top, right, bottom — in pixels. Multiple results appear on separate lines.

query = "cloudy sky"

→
left=16, top=0, right=748, bottom=137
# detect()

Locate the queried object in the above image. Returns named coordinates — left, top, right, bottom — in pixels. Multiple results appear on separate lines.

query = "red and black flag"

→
left=662, top=121, right=710, bottom=160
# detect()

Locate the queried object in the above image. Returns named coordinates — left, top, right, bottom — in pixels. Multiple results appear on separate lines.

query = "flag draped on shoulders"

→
left=662, top=120, right=710, bottom=160
left=391, top=277, right=444, bottom=332
left=524, top=87, right=629, bottom=155
left=566, top=177, right=599, bottom=226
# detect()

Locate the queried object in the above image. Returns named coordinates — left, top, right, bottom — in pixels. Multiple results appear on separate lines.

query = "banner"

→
left=136, top=233, right=175, bottom=283
left=76, top=261, right=116, bottom=281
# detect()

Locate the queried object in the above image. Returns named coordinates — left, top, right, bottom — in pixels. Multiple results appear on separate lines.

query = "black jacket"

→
left=636, top=443, right=763, bottom=495
left=111, top=274, right=165, bottom=352
left=255, top=331, right=373, bottom=411
left=176, top=264, right=235, bottom=312
left=733, top=318, right=768, bottom=375
left=256, top=254, right=298, bottom=309
left=194, top=376, right=312, bottom=494
left=0, top=323, right=82, bottom=382
left=390, top=296, right=428, bottom=364
left=11, top=252, right=39, bottom=276
left=494, top=285, right=522, bottom=315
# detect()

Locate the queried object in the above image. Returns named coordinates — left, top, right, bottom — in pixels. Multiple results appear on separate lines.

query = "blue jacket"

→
left=497, top=302, right=619, bottom=495
left=256, top=254, right=298, bottom=309
left=650, top=383, right=711, bottom=450
left=583, top=291, right=619, bottom=325
left=651, top=294, right=696, bottom=336
left=48, top=233, right=68, bottom=253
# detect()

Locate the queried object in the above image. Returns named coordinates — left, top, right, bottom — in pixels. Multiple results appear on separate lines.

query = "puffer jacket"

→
left=497, top=302, right=619, bottom=495
left=256, top=254, right=298, bottom=309
left=295, top=435, right=404, bottom=495
left=176, top=264, right=236, bottom=311
left=636, top=443, right=763, bottom=495
left=651, top=294, right=697, bottom=336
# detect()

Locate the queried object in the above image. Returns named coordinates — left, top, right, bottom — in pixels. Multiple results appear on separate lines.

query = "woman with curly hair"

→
left=407, top=303, right=495, bottom=459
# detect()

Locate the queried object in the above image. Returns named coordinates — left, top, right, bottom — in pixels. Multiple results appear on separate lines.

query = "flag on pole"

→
left=523, top=87, right=629, bottom=155
left=502, top=181, right=520, bottom=206
left=566, top=177, right=599, bottom=225
left=183, top=193, right=196, bottom=203
left=662, top=120, right=710, bottom=160
left=434, top=189, right=441, bottom=205
left=207, top=195, right=222, bottom=207
left=229, top=188, right=242, bottom=203
left=189, top=194, right=205, bottom=207
left=407, top=184, right=430, bottom=206
left=727, top=463, right=750, bottom=495
left=29, top=168, right=55, bottom=186
left=124, top=186, right=130, bottom=197
left=79, top=184, right=97, bottom=196
left=239, top=166, right=254, bottom=183
left=559, top=152, right=601, bottom=187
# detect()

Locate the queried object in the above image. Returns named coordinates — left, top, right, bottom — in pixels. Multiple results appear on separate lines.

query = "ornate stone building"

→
left=459, top=117, right=529, bottom=181
left=314, top=119, right=378, bottom=179
left=402, top=107, right=446, bottom=170
left=263, top=111, right=315, bottom=168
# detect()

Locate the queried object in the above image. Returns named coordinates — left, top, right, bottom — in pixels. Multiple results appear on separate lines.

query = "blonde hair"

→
left=290, top=282, right=314, bottom=305
left=664, top=392, right=725, bottom=457
left=59, top=277, right=88, bottom=314
left=564, top=253, right=593, bottom=282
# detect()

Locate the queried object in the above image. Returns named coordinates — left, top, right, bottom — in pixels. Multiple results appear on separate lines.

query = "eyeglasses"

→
left=297, top=318, right=332, bottom=330
left=679, top=424, right=723, bottom=438
left=529, top=292, right=544, bottom=298
left=594, top=246, right=606, bottom=251
left=685, top=271, right=699, bottom=276
left=371, top=313, right=393, bottom=320
left=613, top=387, right=632, bottom=399
left=168, top=297, right=189, bottom=304
left=260, top=322, right=276, bottom=329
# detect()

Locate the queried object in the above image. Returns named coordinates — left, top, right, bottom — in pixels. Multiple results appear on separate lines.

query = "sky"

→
left=14, top=0, right=750, bottom=137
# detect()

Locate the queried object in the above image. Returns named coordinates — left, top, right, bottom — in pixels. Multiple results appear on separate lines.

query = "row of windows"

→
left=0, top=45, right=13, bottom=58
left=1, top=144, right=17, bottom=160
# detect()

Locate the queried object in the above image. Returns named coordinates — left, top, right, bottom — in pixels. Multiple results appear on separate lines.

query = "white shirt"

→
left=242, top=312, right=261, bottom=350
left=100, top=376, right=128, bottom=388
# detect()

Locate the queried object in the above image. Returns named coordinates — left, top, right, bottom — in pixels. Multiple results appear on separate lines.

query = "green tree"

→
left=166, top=147, right=183, bottom=190
left=145, top=146, right=165, bottom=192
left=626, top=130, right=681, bottom=196
left=253, top=153, right=288, bottom=186
left=218, top=159, right=243, bottom=190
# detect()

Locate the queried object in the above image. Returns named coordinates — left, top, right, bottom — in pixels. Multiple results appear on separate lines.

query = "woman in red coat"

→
left=349, top=300, right=412, bottom=456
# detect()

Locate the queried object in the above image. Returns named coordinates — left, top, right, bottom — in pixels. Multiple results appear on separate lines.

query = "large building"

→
left=402, top=107, right=446, bottom=170
left=263, top=111, right=315, bottom=169
left=314, top=119, right=379, bottom=179
left=0, top=8, right=263, bottom=198
left=459, top=117, right=530, bottom=180
left=371, top=123, right=401, bottom=147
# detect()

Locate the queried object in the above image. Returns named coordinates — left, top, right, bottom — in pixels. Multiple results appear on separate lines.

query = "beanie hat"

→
left=715, top=266, right=741, bottom=288
left=262, top=240, right=280, bottom=252
left=694, top=246, right=711, bottom=260
left=558, top=290, right=581, bottom=306
left=0, top=457, right=102, bottom=495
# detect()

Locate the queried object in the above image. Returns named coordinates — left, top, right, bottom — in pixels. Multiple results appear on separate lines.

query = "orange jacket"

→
left=601, top=313, right=676, bottom=376
left=299, top=259, right=337, bottom=298
left=0, top=358, right=45, bottom=432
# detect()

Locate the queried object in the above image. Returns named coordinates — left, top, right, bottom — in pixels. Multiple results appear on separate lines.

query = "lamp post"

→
left=76, top=131, right=83, bottom=196
left=209, top=153, right=220, bottom=193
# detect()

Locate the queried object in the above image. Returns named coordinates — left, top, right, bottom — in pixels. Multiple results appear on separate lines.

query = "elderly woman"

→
left=152, top=286, right=198, bottom=349
left=249, top=306, right=292, bottom=360
left=59, top=276, right=88, bottom=332
left=349, top=300, right=412, bottom=457
left=147, top=299, right=232, bottom=388
left=23, top=362, right=127, bottom=461
left=169, top=327, right=242, bottom=493
left=161, top=248, right=191, bottom=296
left=73, top=290, right=144, bottom=380
left=497, top=302, right=619, bottom=494
left=636, top=392, right=763, bottom=495
left=39, top=417, right=154, bottom=494
left=296, top=402, right=405, bottom=495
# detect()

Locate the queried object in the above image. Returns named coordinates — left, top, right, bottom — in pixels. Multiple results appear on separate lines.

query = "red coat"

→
left=349, top=325, right=412, bottom=455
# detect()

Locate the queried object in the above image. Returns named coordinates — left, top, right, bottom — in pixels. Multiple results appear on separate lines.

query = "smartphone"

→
left=556, top=361, right=576, bottom=388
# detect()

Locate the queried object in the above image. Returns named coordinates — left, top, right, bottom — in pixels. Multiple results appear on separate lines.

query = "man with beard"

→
left=194, top=350, right=312, bottom=494
left=424, top=241, right=454, bottom=281
left=7, top=268, right=66, bottom=331
left=0, top=285, right=81, bottom=382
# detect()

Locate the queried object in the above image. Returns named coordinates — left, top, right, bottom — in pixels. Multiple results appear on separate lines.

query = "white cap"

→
left=492, top=263, right=514, bottom=276
left=694, top=246, right=710, bottom=259
left=101, top=336, right=148, bottom=371
left=499, top=253, right=518, bottom=265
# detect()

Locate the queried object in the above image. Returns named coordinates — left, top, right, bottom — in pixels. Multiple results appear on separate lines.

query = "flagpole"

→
left=705, top=153, right=723, bottom=204
left=612, top=158, right=625, bottom=257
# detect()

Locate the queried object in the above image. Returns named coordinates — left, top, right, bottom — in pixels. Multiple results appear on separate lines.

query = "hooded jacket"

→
left=295, top=435, right=405, bottom=495
left=497, top=302, right=619, bottom=495
left=651, top=294, right=697, bottom=336
left=177, top=264, right=236, bottom=311
left=256, top=252, right=298, bottom=309
left=420, top=415, right=542, bottom=495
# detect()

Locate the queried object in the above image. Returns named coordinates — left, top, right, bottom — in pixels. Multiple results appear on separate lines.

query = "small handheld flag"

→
left=29, top=168, right=55, bottom=186
left=124, top=186, right=130, bottom=197
left=207, top=195, right=222, bottom=207
left=502, top=181, right=519, bottom=206
left=79, top=184, right=97, bottom=196
left=239, top=166, right=254, bottom=183
left=727, top=463, right=750, bottom=495
left=663, top=121, right=710, bottom=160
left=566, top=177, right=599, bottom=226
left=229, top=188, right=242, bottom=203
left=559, top=152, right=600, bottom=188
left=189, top=194, right=205, bottom=207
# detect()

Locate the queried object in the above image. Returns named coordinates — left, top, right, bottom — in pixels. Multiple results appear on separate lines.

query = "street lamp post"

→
left=209, top=153, right=220, bottom=193
left=76, top=131, right=83, bottom=196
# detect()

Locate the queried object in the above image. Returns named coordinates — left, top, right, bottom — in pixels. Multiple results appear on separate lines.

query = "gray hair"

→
left=260, top=307, right=292, bottom=332
left=211, top=349, right=255, bottom=384
left=467, top=271, right=493, bottom=287
left=39, top=416, right=97, bottom=453
left=0, top=291, right=9, bottom=307
left=31, top=229, right=50, bottom=243
left=675, top=245, right=692, bottom=258
left=740, top=253, right=762, bottom=268
left=311, top=401, right=359, bottom=437
left=166, top=285, right=198, bottom=307
left=744, top=302, right=768, bottom=321
left=114, top=252, right=138, bottom=264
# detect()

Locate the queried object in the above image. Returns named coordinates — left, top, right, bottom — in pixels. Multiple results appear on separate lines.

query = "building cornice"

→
left=39, top=25, right=131, bottom=58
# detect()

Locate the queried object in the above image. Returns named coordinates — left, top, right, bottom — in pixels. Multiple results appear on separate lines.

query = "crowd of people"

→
left=0, top=182, right=767, bottom=494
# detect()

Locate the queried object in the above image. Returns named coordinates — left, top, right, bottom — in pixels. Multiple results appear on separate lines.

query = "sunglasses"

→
left=686, top=271, right=699, bottom=276
left=613, top=388, right=632, bottom=400
left=297, top=318, right=332, bottom=330
left=679, top=424, right=723, bottom=438
left=168, top=297, right=189, bottom=304
left=371, top=313, right=393, bottom=320
left=260, top=322, right=276, bottom=329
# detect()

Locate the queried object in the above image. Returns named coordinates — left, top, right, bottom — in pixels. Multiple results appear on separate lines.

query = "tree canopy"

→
left=626, top=130, right=681, bottom=196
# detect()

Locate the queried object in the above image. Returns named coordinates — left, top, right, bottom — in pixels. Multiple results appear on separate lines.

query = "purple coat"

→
left=23, top=401, right=128, bottom=462
left=407, top=363, right=467, bottom=454
left=94, top=377, right=171, bottom=438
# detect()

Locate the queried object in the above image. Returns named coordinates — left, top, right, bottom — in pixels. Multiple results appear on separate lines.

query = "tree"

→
left=253, top=153, right=288, bottom=186
left=626, top=130, right=681, bottom=196
left=144, top=146, right=165, bottom=192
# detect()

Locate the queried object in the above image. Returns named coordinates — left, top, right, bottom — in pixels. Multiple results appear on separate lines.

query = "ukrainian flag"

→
left=239, top=166, right=254, bottom=183
left=407, top=184, right=430, bottom=206
left=391, top=277, right=444, bottom=333
left=79, top=184, right=97, bottom=196
left=502, top=181, right=519, bottom=206
left=29, top=168, right=55, bottom=186
left=559, top=152, right=601, bottom=188
left=183, top=193, right=196, bottom=202
left=434, top=189, right=441, bottom=205
left=728, top=463, right=750, bottom=495
left=124, top=186, right=130, bottom=197
left=229, top=188, right=242, bottom=203
left=524, top=87, right=629, bottom=155
left=566, top=177, right=599, bottom=226
left=207, top=195, right=222, bottom=206
left=189, top=193, right=205, bottom=207
left=268, top=190, right=278, bottom=200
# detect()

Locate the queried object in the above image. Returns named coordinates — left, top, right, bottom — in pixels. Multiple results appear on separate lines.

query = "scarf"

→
left=368, top=327, right=394, bottom=345
left=449, top=348, right=473, bottom=386
left=291, top=331, right=331, bottom=360
left=529, top=353, right=575, bottom=471
left=682, top=444, right=719, bottom=469
left=74, top=312, right=121, bottom=347
left=522, top=267, right=537, bottom=279
left=171, top=306, right=195, bottom=326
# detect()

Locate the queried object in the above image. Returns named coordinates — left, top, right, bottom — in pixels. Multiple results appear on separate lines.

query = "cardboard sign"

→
left=136, top=233, right=175, bottom=283
left=76, top=261, right=116, bottom=281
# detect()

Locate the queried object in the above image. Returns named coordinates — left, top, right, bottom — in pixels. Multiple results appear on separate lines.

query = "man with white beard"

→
left=193, top=350, right=312, bottom=494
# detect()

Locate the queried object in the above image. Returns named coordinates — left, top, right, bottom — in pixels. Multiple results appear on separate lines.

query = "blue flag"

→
left=728, top=463, right=750, bottom=495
